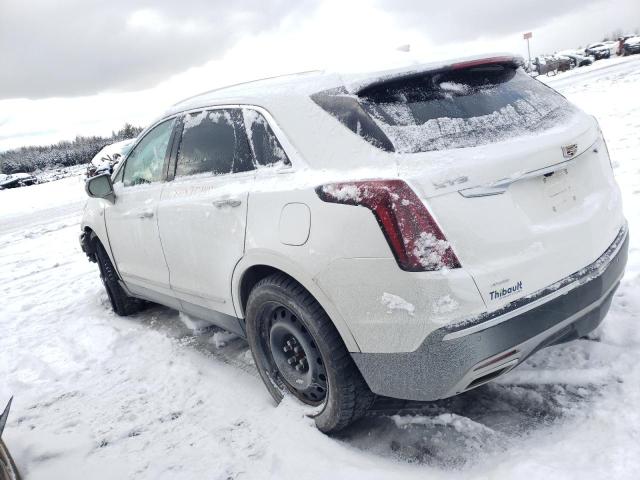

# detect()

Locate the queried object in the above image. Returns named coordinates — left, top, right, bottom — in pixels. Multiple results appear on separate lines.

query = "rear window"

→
left=314, top=64, right=577, bottom=154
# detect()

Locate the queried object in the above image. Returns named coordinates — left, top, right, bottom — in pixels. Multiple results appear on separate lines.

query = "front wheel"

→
left=94, top=240, right=146, bottom=316
left=245, top=274, right=374, bottom=433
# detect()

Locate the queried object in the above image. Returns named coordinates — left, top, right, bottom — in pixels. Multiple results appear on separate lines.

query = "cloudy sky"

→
left=1, top=0, right=638, bottom=151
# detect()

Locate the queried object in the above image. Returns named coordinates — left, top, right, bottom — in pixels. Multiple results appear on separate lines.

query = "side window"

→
left=243, top=109, right=290, bottom=167
left=123, top=119, right=175, bottom=187
left=175, top=109, right=253, bottom=178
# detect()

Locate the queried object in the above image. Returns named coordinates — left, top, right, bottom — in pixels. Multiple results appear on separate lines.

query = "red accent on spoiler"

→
left=451, top=56, right=522, bottom=70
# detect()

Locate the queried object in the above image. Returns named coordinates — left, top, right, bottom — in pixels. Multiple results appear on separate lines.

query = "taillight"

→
left=315, top=180, right=461, bottom=272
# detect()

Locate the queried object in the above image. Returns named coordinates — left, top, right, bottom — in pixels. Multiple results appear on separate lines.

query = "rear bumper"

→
left=352, top=225, right=629, bottom=401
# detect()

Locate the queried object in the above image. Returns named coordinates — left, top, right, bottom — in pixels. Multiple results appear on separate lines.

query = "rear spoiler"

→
left=347, top=54, right=524, bottom=95
left=311, top=53, right=525, bottom=153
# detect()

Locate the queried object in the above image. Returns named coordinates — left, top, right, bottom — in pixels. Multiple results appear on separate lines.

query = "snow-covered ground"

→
left=1, top=55, right=640, bottom=479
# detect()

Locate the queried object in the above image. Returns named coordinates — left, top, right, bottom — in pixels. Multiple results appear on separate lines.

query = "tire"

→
left=245, top=273, right=374, bottom=433
left=94, top=240, right=145, bottom=316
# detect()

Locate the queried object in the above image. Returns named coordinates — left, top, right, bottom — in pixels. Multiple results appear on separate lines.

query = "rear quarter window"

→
left=242, top=109, right=290, bottom=167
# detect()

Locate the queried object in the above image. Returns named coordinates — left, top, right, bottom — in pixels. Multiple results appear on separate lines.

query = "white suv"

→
left=81, top=55, right=628, bottom=432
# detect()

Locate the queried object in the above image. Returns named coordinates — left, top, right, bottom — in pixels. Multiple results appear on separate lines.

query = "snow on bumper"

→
left=351, top=225, right=629, bottom=401
left=315, top=258, right=487, bottom=353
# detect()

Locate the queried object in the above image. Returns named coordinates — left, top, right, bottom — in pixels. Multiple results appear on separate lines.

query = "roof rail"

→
left=172, top=70, right=323, bottom=107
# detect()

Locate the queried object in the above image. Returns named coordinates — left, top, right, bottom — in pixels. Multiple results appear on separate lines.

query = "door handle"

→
left=138, top=210, right=154, bottom=219
left=213, top=199, right=242, bottom=208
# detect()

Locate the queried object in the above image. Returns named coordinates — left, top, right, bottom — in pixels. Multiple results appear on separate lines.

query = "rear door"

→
left=356, top=61, right=625, bottom=310
left=157, top=108, right=255, bottom=323
left=105, top=118, right=177, bottom=302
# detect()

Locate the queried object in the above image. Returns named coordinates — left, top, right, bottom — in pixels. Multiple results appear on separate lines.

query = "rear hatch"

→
left=319, top=57, right=625, bottom=311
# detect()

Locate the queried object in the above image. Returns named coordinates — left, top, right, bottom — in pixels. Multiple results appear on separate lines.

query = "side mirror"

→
left=85, top=173, right=115, bottom=203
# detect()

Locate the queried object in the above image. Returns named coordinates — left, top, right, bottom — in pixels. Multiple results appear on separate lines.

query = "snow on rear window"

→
left=358, top=66, right=578, bottom=153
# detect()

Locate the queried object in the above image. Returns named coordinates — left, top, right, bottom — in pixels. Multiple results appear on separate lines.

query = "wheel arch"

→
left=81, top=225, right=98, bottom=258
left=80, top=205, right=120, bottom=276
left=232, top=253, right=361, bottom=353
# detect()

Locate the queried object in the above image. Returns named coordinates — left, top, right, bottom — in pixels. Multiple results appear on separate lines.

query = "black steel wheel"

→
left=246, top=273, right=374, bottom=433
left=94, top=238, right=146, bottom=316
left=266, top=304, right=328, bottom=404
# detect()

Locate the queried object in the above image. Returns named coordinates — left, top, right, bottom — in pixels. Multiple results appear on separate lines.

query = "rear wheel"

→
left=245, top=273, right=374, bottom=433
left=94, top=240, right=146, bottom=316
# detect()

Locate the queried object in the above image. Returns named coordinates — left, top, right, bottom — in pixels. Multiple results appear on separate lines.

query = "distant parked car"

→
left=558, top=52, right=593, bottom=68
left=585, top=43, right=611, bottom=60
left=86, top=139, right=135, bottom=178
left=623, top=36, right=640, bottom=56
left=616, top=35, right=636, bottom=55
left=0, top=172, right=37, bottom=190
left=533, top=55, right=571, bottom=75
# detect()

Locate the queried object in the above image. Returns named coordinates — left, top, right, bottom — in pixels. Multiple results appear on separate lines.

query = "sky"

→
left=1, top=0, right=638, bottom=151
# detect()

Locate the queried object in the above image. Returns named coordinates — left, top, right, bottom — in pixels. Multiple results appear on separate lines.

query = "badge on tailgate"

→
left=562, top=143, right=578, bottom=158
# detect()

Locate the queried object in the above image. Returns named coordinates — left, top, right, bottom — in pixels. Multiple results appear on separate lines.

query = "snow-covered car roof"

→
left=0, top=172, right=35, bottom=187
left=625, top=36, right=640, bottom=45
left=2, top=173, right=33, bottom=180
left=557, top=49, right=580, bottom=55
left=90, top=139, right=135, bottom=167
left=165, top=52, right=523, bottom=118
left=153, top=53, right=526, bottom=167
left=557, top=49, right=588, bottom=58
left=557, top=53, right=588, bottom=61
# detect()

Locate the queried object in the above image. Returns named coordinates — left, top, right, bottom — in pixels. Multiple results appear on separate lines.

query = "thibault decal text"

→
left=489, top=281, right=523, bottom=300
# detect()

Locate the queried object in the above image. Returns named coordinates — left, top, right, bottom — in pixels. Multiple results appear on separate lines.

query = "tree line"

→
left=0, top=123, right=143, bottom=174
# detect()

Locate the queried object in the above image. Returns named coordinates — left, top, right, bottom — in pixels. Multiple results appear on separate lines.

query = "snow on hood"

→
left=90, top=139, right=135, bottom=167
